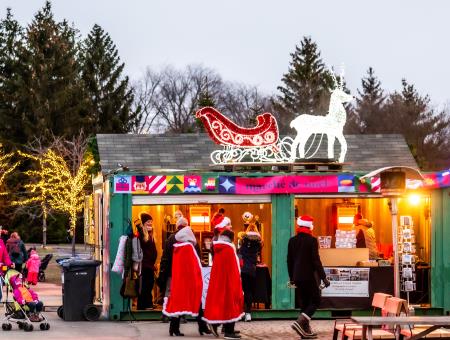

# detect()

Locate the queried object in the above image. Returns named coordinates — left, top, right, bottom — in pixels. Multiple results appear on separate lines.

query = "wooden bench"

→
left=333, top=293, right=392, bottom=340
left=343, top=297, right=409, bottom=340
left=350, top=316, right=450, bottom=340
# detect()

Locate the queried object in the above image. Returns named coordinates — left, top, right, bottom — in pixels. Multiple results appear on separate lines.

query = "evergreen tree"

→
left=353, top=67, right=386, bottom=133
left=80, top=24, right=137, bottom=134
left=274, top=36, right=335, bottom=133
left=18, top=1, right=85, bottom=143
left=0, top=9, right=27, bottom=145
left=384, top=79, right=450, bottom=170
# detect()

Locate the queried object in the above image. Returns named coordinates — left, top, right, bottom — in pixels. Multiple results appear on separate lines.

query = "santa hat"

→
left=176, top=217, right=189, bottom=229
left=297, top=215, right=314, bottom=229
left=214, top=216, right=231, bottom=231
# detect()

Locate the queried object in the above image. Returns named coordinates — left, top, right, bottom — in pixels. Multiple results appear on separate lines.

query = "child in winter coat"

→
left=10, top=273, right=43, bottom=321
left=25, top=250, right=41, bottom=285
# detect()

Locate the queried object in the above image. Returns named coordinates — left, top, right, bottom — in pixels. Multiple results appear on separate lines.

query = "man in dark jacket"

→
left=287, top=215, right=330, bottom=339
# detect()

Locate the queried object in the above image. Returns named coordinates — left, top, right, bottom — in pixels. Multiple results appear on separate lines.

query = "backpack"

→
left=9, top=241, right=21, bottom=256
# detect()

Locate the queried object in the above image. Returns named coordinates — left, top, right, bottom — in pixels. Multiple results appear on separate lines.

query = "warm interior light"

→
left=338, top=216, right=354, bottom=224
left=408, top=194, right=421, bottom=206
left=191, top=216, right=210, bottom=224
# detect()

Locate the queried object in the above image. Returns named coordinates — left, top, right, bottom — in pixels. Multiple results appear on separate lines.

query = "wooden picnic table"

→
left=351, top=316, right=450, bottom=340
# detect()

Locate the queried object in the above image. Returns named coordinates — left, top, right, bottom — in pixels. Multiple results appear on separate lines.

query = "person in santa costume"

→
left=159, top=217, right=210, bottom=336
left=287, top=215, right=330, bottom=339
left=203, top=218, right=244, bottom=340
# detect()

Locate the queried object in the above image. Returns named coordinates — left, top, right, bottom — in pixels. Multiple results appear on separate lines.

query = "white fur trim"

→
left=302, top=312, right=311, bottom=320
left=297, top=217, right=313, bottom=228
left=214, top=216, right=231, bottom=229
left=202, top=312, right=245, bottom=324
left=246, top=231, right=261, bottom=238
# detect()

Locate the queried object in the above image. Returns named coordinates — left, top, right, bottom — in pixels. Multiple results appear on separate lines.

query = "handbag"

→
left=121, top=271, right=138, bottom=298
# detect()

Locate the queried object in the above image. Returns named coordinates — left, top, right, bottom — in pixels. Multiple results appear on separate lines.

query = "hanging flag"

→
left=338, top=174, right=355, bottom=193
left=371, top=177, right=381, bottom=193
left=218, top=176, right=236, bottom=193
left=146, top=175, right=167, bottom=194
left=167, top=175, right=184, bottom=194
left=184, top=175, right=202, bottom=193
left=114, top=176, right=131, bottom=193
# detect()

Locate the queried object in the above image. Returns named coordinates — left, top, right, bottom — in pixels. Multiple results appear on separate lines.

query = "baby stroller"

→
left=1, top=268, right=50, bottom=332
left=38, top=254, right=53, bottom=282
left=23, top=252, right=53, bottom=283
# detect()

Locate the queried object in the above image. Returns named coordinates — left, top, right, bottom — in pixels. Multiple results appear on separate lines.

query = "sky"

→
left=2, top=0, right=450, bottom=107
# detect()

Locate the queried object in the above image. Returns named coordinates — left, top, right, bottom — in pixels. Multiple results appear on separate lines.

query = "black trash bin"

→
left=57, top=258, right=101, bottom=321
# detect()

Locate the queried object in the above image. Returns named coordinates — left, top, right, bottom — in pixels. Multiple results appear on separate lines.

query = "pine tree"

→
left=80, top=24, right=137, bottom=134
left=18, top=1, right=85, bottom=143
left=274, top=36, right=335, bottom=133
left=384, top=79, right=450, bottom=170
left=353, top=67, right=386, bottom=133
left=0, top=8, right=27, bottom=145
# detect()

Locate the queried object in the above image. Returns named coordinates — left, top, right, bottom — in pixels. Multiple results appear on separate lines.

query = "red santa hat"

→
left=297, top=215, right=314, bottom=229
left=214, top=216, right=231, bottom=231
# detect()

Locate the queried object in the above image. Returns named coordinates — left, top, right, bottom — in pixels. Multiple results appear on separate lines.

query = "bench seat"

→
left=344, top=329, right=395, bottom=339
left=400, top=328, right=450, bottom=338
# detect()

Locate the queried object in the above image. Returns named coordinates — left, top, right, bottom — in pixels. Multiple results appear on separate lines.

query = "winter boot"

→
left=292, top=313, right=317, bottom=338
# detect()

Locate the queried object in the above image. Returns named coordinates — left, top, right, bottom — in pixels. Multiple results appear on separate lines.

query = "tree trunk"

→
left=42, top=207, right=47, bottom=248
left=70, top=214, right=76, bottom=257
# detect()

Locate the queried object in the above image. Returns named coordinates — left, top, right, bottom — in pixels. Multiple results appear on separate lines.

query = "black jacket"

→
left=157, top=231, right=201, bottom=289
left=238, top=235, right=262, bottom=276
left=287, top=232, right=326, bottom=283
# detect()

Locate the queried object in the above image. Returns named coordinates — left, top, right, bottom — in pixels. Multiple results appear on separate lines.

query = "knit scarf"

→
left=296, top=226, right=312, bottom=235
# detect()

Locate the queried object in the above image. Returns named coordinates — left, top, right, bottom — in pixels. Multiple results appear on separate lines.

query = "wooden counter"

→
left=319, top=248, right=369, bottom=266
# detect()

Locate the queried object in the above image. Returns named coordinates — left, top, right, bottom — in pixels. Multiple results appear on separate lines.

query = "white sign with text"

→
left=322, top=267, right=370, bottom=297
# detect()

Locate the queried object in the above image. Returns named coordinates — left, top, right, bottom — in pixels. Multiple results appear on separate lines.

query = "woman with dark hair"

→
left=6, top=232, right=27, bottom=272
left=136, top=212, right=158, bottom=310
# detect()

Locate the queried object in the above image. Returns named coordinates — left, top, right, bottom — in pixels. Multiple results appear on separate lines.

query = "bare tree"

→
left=217, top=83, right=273, bottom=127
left=132, top=68, right=163, bottom=134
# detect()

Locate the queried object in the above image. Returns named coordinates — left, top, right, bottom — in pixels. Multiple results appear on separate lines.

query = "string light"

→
left=0, top=144, right=19, bottom=196
left=15, top=149, right=91, bottom=237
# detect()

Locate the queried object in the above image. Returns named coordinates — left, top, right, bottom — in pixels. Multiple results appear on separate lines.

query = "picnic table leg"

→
left=361, top=325, right=367, bottom=340
left=367, top=325, right=374, bottom=340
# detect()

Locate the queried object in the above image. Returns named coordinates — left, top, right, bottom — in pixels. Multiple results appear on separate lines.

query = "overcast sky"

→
left=2, top=0, right=450, bottom=106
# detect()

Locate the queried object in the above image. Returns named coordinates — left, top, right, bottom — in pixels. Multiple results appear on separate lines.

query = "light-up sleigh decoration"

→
left=196, top=107, right=292, bottom=164
left=196, top=67, right=353, bottom=165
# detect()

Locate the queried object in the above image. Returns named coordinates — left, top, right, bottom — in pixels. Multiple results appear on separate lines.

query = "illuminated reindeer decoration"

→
left=289, top=70, right=354, bottom=163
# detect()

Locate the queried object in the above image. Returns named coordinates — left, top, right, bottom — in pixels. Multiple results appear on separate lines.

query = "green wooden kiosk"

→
left=90, top=133, right=450, bottom=320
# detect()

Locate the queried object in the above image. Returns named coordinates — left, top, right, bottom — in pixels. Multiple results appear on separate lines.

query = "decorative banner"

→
left=235, top=175, right=338, bottom=194
left=184, top=175, right=202, bottom=193
left=113, top=170, right=450, bottom=194
left=337, top=174, right=355, bottom=193
left=114, top=175, right=131, bottom=193
left=218, top=176, right=236, bottom=193
left=167, top=175, right=184, bottom=194
left=322, top=267, right=370, bottom=297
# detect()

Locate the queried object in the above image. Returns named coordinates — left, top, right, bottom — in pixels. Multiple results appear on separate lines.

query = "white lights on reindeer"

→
left=196, top=67, right=353, bottom=164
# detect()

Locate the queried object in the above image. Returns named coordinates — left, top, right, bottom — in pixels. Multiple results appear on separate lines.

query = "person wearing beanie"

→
left=158, top=216, right=209, bottom=336
left=355, top=218, right=378, bottom=260
left=204, top=227, right=243, bottom=339
left=288, top=215, right=330, bottom=338
left=136, top=212, right=157, bottom=310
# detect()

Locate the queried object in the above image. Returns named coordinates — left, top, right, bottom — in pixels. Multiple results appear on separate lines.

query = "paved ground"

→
left=2, top=283, right=336, bottom=339
left=0, top=314, right=335, bottom=340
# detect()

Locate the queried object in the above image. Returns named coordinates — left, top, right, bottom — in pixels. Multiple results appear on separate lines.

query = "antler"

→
left=328, top=66, right=339, bottom=90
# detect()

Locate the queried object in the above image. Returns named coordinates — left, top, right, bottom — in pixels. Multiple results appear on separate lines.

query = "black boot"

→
left=198, top=319, right=212, bottom=335
left=169, top=317, right=184, bottom=336
left=292, top=313, right=317, bottom=338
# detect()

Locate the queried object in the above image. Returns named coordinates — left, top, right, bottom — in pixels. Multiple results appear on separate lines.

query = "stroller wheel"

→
left=57, top=305, right=64, bottom=319
left=24, top=323, right=34, bottom=332
left=38, top=271, right=45, bottom=282
left=2, top=323, right=12, bottom=331
left=18, top=321, right=24, bottom=329
left=40, top=322, right=50, bottom=331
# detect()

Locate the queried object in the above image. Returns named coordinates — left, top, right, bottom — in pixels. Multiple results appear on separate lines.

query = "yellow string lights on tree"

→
left=17, top=149, right=91, bottom=239
left=0, top=144, right=19, bottom=196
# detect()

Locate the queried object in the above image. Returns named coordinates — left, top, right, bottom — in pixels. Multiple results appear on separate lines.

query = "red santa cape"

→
left=203, top=241, right=244, bottom=324
left=162, top=242, right=203, bottom=317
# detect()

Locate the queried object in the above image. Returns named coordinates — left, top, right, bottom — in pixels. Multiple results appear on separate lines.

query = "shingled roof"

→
left=96, top=133, right=418, bottom=174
